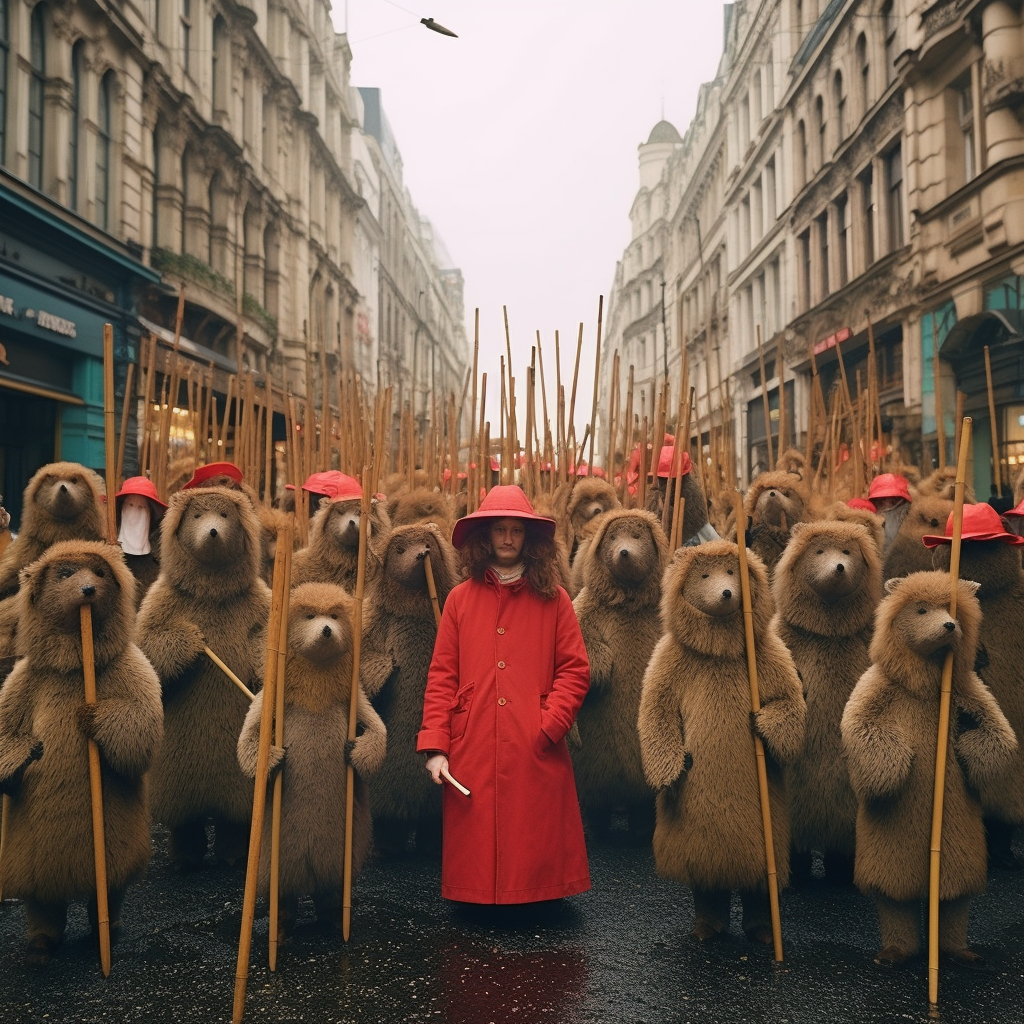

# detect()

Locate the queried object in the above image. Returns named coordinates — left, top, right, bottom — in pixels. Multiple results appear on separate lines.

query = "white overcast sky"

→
left=336, top=0, right=727, bottom=435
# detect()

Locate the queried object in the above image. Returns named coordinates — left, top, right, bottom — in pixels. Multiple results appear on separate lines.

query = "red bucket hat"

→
left=181, top=461, right=243, bottom=489
left=451, top=485, right=556, bottom=550
left=922, top=502, right=1024, bottom=547
left=1005, top=498, right=1024, bottom=519
left=846, top=497, right=877, bottom=513
left=115, top=476, right=168, bottom=508
left=655, top=445, right=693, bottom=480
left=868, top=473, right=911, bottom=503
left=302, top=471, right=361, bottom=501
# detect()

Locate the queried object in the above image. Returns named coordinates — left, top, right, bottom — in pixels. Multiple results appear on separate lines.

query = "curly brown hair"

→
left=459, top=520, right=560, bottom=600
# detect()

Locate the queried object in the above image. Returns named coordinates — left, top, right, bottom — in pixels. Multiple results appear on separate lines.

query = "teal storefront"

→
left=0, top=176, right=160, bottom=530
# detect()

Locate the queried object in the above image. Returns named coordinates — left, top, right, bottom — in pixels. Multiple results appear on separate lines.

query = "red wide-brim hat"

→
left=922, top=502, right=1024, bottom=547
left=868, top=473, right=911, bottom=502
left=1006, top=498, right=1024, bottom=519
left=846, top=497, right=877, bottom=513
left=655, top=445, right=693, bottom=479
left=451, top=485, right=556, bottom=550
left=115, top=476, right=168, bottom=508
left=181, top=461, right=243, bottom=489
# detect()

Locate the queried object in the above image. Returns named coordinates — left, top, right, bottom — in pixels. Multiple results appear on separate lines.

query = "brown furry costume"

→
left=0, top=541, right=162, bottom=961
left=237, top=583, right=386, bottom=936
left=841, top=572, right=1017, bottom=965
left=931, top=538, right=1024, bottom=867
left=564, top=478, right=621, bottom=565
left=743, top=470, right=812, bottom=576
left=881, top=496, right=953, bottom=582
left=572, top=509, right=668, bottom=834
left=387, top=488, right=454, bottom=534
left=772, top=520, right=881, bottom=880
left=821, top=501, right=884, bottom=556
left=638, top=541, right=805, bottom=942
left=918, top=466, right=976, bottom=504
left=137, top=487, right=270, bottom=868
left=290, top=496, right=391, bottom=593
left=644, top=471, right=715, bottom=548
left=360, top=523, right=458, bottom=853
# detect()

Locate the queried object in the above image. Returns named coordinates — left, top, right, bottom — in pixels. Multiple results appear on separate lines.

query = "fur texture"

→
left=773, top=520, right=881, bottom=865
left=237, top=583, right=386, bottom=916
left=882, top=496, right=953, bottom=581
left=638, top=541, right=805, bottom=931
left=918, top=466, right=976, bottom=504
left=572, top=510, right=668, bottom=824
left=137, top=487, right=270, bottom=866
left=564, top=478, right=621, bottom=565
left=290, top=496, right=391, bottom=593
left=821, top=501, right=884, bottom=557
left=360, top=524, right=458, bottom=846
left=0, top=541, right=162, bottom=948
left=387, top=488, right=454, bottom=534
left=743, top=471, right=812, bottom=576
left=644, top=472, right=712, bottom=548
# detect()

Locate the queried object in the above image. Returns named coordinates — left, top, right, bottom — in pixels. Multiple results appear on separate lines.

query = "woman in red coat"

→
left=418, top=485, right=591, bottom=904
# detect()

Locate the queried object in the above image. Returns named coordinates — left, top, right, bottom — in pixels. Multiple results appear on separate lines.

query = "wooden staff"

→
left=555, top=331, right=565, bottom=475
left=756, top=326, right=774, bottom=471
left=807, top=342, right=819, bottom=469
left=777, top=351, right=787, bottom=458
left=637, top=414, right=649, bottom=510
left=232, top=526, right=290, bottom=1024
left=80, top=604, right=111, bottom=976
left=342, top=459, right=372, bottom=942
left=621, top=366, right=635, bottom=506
left=954, top=390, right=965, bottom=465
left=116, top=363, right=135, bottom=488
left=866, top=313, right=884, bottom=467
left=424, top=550, right=443, bottom=629
left=928, top=416, right=972, bottom=1013
left=734, top=503, right=783, bottom=962
left=263, top=388, right=274, bottom=505
left=203, top=646, right=255, bottom=701
left=102, top=325, right=117, bottom=544
left=587, top=296, right=604, bottom=473
left=469, top=311, right=479, bottom=504
left=140, top=333, right=157, bottom=478
left=567, top=324, right=584, bottom=461
left=984, top=346, right=1001, bottom=495
left=268, top=524, right=293, bottom=972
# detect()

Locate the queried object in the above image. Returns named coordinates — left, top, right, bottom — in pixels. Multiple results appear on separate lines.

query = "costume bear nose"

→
left=81, top=584, right=96, bottom=597
left=619, top=548, right=630, bottom=559
left=209, top=528, right=218, bottom=538
left=836, top=562, right=845, bottom=573
left=416, top=548, right=427, bottom=561
left=321, top=624, right=332, bottom=638
left=944, top=620, right=956, bottom=633
left=768, top=490, right=776, bottom=498
left=60, top=484, right=68, bottom=493
left=722, top=588, right=732, bottom=600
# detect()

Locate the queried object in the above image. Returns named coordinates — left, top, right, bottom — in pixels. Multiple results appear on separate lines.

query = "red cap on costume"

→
left=655, top=445, right=693, bottom=479
left=115, top=476, right=168, bottom=508
left=302, top=471, right=361, bottom=501
left=922, top=502, right=1024, bottom=547
left=846, top=497, right=877, bottom=513
left=868, top=473, right=911, bottom=503
left=451, top=485, right=556, bottom=550
left=181, top=461, right=243, bottom=490
left=1005, top=498, right=1024, bottom=519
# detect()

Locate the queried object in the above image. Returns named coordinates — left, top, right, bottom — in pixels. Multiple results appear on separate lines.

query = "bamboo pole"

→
left=102, top=325, right=118, bottom=544
left=203, top=646, right=255, bottom=701
left=232, top=526, right=290, bottom=1024
left=954, top=390, right=966, bottom=465
left=424, top=550, right=443, bottom=629
left=587, top=295, right=604, bottom=473
left=777, top=351, right=787, bottom=458
left=80, top=604, right=111, bottom=976
left=116, top=363, right=135, bottom=488
left=342, top=458, right=372, bottom=942
left=140, top=334, right=157, bottom=479
left=268, top=525, right=292, bottom=972
left=469, top=310, right=479, bottom=502
left=734, top=504, right=783, bottom=962
left=928, top=416, right=972, bottom=1014
left=756, top=326, right=774, bottom=471
left=984, top=346, right=1001, bottom=495
left=567, top=323, right=584, bottom=464
left=866, top=314, right=884, bottom=467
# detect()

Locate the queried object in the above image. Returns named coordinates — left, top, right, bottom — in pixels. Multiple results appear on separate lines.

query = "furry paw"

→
left=77, top=703, right=98, bottom=740
left=348, top=732, right=386, bottom=777
left=744, top=924, right=774, bottom=946
left=25, top=933, right=58, bottom=967
left=942, top=948, right=993, bottom=973
left=0, top=740, right=43, bottom=795
left=873, top=945, right=912, bottom=968
left=750, top=710, right=765, bottom=740
left=690, top=920, right=724, bottom=943
left=957, top=708, right=981, bottom=734
left=267, top=745, right=286, bottom=779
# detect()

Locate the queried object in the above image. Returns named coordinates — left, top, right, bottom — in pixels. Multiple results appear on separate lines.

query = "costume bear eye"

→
left=306, top=613, right=315, bottom=620
left=917, top=606, right=927, bottom=615
left=396, top=545, right=406, bottom=554
left=95, top=568, right=105, bottom=578
left=930, top=519, right=939, bottom=528
left=330, top=613, right=338, bottom=620
left=58, top=566, right=75, bottom=580
left=816, top=549, right=824, bottom=555
left=842, top=549, right=850, bottom=555
left=701, top=573, right=709, bottom=579
left=194, top=513, right=201, bottom=519
left=726, top=569, right=734, bottom=576
left=220, top=512, right=228, bottom=519
left=69, top=476, right=80, bottom=485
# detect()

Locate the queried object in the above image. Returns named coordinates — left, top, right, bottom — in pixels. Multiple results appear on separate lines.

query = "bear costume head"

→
left=661, top=540, right=772, bottom=659
left=387, top=488, right=454, bottom=534
left=821, top=500, right=884, bottom=556
left=16, top=539, right=136, bottom=672
left=882, top=495, right=954, bottom=581
left=744, top=470, right=809, bottom=532
left=581, top=508, right=668, bottom=609
left=918, top=466, right=976, bottom=504
left=375, top=523, right=458, bottom=617
left=161, top=485, right=262, bottom=600
left=285, top=582, right=357, bottom=712
left=566, top=478, right=621, bottom=554
left=773, top=519, right=882, bottom=637
left=872, top=571, right=981, bottom=695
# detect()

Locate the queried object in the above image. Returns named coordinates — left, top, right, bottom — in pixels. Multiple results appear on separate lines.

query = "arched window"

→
left=29, top=4, right=46, bottom=190
left=69, top=41, right=84, bottom=210
left=834, top=71, right=845, bottom=142
left=815, top=94, right=826, bottom=167
left=882, top=0, right=897, bottom=86
left=0, top=0, right=8, bottom=164
left=95, top=71, right=113, bottom=229
left=856, top=33, right=869, bottom=116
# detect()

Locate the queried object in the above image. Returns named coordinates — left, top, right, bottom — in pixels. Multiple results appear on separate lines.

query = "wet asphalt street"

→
left=2, top=822, right=1023, bottom=1024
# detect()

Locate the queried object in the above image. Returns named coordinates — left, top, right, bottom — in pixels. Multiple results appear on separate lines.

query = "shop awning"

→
left=940, top=309, right=1024, bottom=359
left=0, top=370, right=85, bottom=404
left=139, top=316, right=239, bottom=374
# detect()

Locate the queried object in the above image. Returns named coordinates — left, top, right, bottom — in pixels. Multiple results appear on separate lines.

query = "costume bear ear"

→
left=960, top=578, right=981, bottom=598
left=19, top=558, right=46, bottom=605
left=884, top=577, right=903, bottom=596
left=789, top=521, right=807, bottom=539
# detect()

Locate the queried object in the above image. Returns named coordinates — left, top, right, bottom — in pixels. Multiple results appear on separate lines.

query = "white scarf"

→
left=491, top=562, right=525, bottom=585
left=119, top=495, right=152, bottom=556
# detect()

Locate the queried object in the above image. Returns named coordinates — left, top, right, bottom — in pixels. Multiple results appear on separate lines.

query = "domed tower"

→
left=639, top=119, right=682, bottom=190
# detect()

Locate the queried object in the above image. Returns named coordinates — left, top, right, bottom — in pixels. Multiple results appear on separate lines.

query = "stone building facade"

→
left=604, top=0, right=1024, bottom=499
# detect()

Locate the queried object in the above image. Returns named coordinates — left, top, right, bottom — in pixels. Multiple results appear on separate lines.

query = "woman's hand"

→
left=425, top=753, right=449, bottom=785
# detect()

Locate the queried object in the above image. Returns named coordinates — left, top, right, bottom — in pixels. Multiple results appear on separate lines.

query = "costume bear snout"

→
left=755, top=485, right=799, bottom=529
left=803, top=540, right=866, bottom=601
left=177, top=492, right=247, bottom=565
left=886, top=587, right=961, bottom=658
left=602, top=520, right=658, bottom=587
left=684, top=557, right=740, bottom=617
left=329, top=502, right=364, bottom=548
left=293, top=607, right=348, bottom=665
left=387, top=533, right=433, bottom=591
left=29, top=551, right=123, bottom=633
left=38, top=471, right=95, bottom=523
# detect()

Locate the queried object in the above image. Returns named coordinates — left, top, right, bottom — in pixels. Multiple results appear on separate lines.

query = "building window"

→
left=96, top=72, right=112, bottom=230
left=796, top=119, right=807, bottom=188
left=817, top=211, right=830, bottom=300
left=212, top=16, right=227, bottom=113
left=765, top=156, right=777, bottom=222
left=752, top=72, right=762, bottom=127
left=836, top=193, right=850, bottom=287
left=29, top=4, right=46, bottom=190
left=815, top=95, right=826, bottom=168
left=834, top=71, right=845, bottom=142
left=883, top=1, right=897, bottom=86
left=956, top=76, right=975, bottom=183
left=886, top=143, right=904, bottom=250
left=0, top=0, right=8, bottom=165
left=859, top=165, right=874, bottom=266
left=181, top=0, right=192, bottom=76
left=68, top=41, right=84, bottom=210
left=856, top=33, right=869, bottom=117
left=799, top=228, right=811, bottom=310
